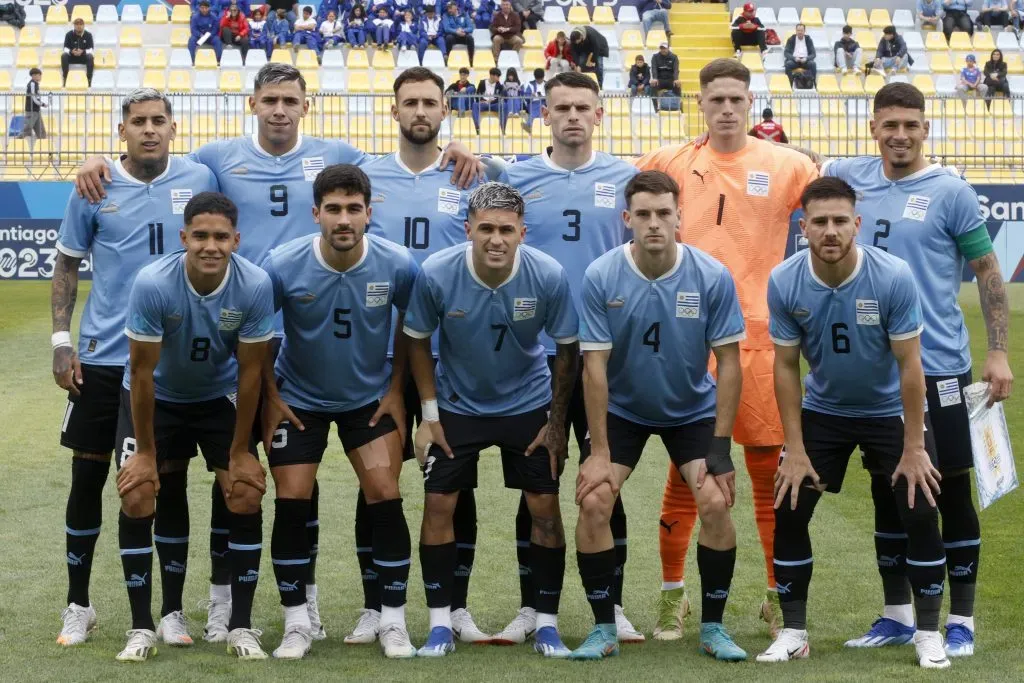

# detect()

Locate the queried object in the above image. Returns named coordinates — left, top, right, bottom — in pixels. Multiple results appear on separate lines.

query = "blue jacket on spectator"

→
left=441, top=11, right=472, bottom=36
left=638, top=0, right=672, bottom=14
left=191, top=11, right=220, bottom=39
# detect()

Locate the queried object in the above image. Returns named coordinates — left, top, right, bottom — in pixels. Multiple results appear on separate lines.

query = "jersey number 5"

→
left=334, top=308, right=352, bottom=339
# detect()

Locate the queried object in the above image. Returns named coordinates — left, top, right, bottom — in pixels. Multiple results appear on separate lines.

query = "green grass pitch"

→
left=0, top=282, right=1021, bottom=682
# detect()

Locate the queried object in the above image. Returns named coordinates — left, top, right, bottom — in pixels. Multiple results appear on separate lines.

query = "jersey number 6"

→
left=831, top=322, right=851, bottom=354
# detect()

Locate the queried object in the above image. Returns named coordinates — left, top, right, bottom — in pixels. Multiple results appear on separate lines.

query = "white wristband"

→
left=421, top=399, right=439, bottom=423
left=51, top=331, right=72, bottom=349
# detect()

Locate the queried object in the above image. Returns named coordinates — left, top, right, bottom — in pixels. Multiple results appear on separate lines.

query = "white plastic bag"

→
left=964, top=382, right=1018, bottom=510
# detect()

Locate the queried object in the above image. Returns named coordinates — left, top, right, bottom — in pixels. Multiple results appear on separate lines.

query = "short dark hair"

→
left=121, top=88, right=173, bottom=120
left=883, top=25, right=896, bottom=35
left=489, top=67, right=502, bottom=76
left=393, top=66, right=444, bottom=97
left=625, top=171, right=680, bottom=207
left=459, top=67, right=470, bottom=75
left=699, top=58, right=751, bottom=88
left=29, top=67, right=42, bottom=76
left=313, top=164, right=372, bottom=207
left=799, top=177, right=857, bottom=211
left=533, top=68, right=545, bottom=80
left=873, top=82, right=925, bottom=112
left=185, top=192, right=238, bottom=228
left=254, top=62, right=306, bottom=93
left=762, top=107, right=773, bottom=119
left=545, top=70, right=600, bottom=96
left=842, top=24, right=852, bottom=34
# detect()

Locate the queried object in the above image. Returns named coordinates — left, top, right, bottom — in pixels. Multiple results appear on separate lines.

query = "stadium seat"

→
left=121, top=4, right=144, bottom=24
left=270, top=48, right=295, bottom=65
left=195, top=50, right=219, bottom=69
left=925, top=31, right=947, bottom=50
left=346, top=49, right=368, bottom=69
left=321, top=50, right=344, bottom=69
left=1005, top=53, right=1024, bottom=74
left=216, top=70, right=242, bottom=93
left=23, top=5, right=43, bottom=25
left=168, top=48, right=191, bottom=69
left=930, top=52, right=954, bottom=74
left=43, top=26, right=64, bottom=46
left=618, top=5, right=640, bottom=23
left=621, top=30, right=643, bottom=50
left=776, top=7, right=800, bottom=26
left=146, top=5, right=169, bottom=24
left=740, top=51, right=763, bottom=72
left=45, top=5, right=69, bottom=25
left=909, top=52, right=930, bottom=73
left=996, top=31, right=1020, bottom=52
left=840, top=73, right=864, bottom=94
left=70, top=5, right=94, bottom=25
left=474, top=51, right=495, bottom=69
left=144, top=48, right=168, bottom=70
left=755, top=6, right=777, bottom=26
left=934, top=74, right=957, bottom=94
left=347, top=71, right=371, bottom=92
left=422, top=50, right=445, bottom=69
left=644, top=29, right=668, bottom=49
left=543, top=7, right=566, bottom=23
left=40, top=69, right=62, bottom=90
left=171, top=4, right=192, bottom=24
left=567, top=7, right=590, bottom=24
left=92, top=70, right=115, bottom=89
left=523, top=50, right=545, bottom=70
left=903, top=31, right=924, bottom=52
left=823, top=8, right=846, bottom=26
left=949, top=32, right=972, bottom=51
left=892, top=9, right=915, bottom=29
left=246, top=50, right=269, bottom=70
left=95, top=5, right=119, bottom=24
left=142, top=70, right=167, bottom=90
left=94, top=25, right=118, bottom=47
left=371, top=71, right=393, bottom=91
left=221, top=50, right=244, bottom=69
left=868, top=9, right=891, bottom=28
left=800, top=7, right=823, bottom=27
left=816, top=73, right=841, bottom=94
left=372, top=50, right=395, bottom=69
left=121, top=27, right=144, bottom=48
left=972, top=32, right=995, bottom=52
left=864, top=73, right=886, bottom=94
left=168, top=69, right=193, bottom=90
left=41, top=47, right=61, bottom=69
left=523, top=29, right=542, bottom=49
left=0, top=25, right=13, bottom=47
left=195, top=70, right=218, bottom=91
left=446, top=50, right=470, bottom=69
left=19, top=26, right=42, bottom=47
left=171, top=27, right=190, bottom=49
left=768, top=73, right=792, bottom=93
left=497, top=50, right=521, bottom=70
left=116, top=69, right=141, bottom=90
left=593, top=6, right=615, bottom=25
left=120, top=49, right=142, bottom=69
left=601, top=29, right=618, bottom=50
left=15, top=47, right=38, bottom=68
left=396, top=48, right=420, bottom=68
left=749, top=72, right=769, bottom=93
left=295, top=50, right=319, bottom=69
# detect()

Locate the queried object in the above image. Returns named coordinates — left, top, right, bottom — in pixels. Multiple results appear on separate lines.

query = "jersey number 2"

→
left=872, top=219, right=891, bottom=251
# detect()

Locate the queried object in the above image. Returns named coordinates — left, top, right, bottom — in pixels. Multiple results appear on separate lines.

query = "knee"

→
left=697, top=487, right=730, bottom=529
left=224, top=482, right=263, bottom=515
left=361, top=471, right=400, bottom=504
left=423, top=493, right=456, bottom=526
left=579, top=485, right=614, bottom=527
left=122, top=482, right=157, bottom=518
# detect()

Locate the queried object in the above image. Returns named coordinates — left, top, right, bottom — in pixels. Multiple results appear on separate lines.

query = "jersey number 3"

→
left=562, top=210, right=581, bottom=241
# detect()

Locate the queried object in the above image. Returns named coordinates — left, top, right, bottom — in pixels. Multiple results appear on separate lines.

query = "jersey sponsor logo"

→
left=606, top=296, right=625, bottom=309
left=371, top=193, right=387, bottom=203
left=297, top=292, right=316, bottom=303
left=366, top=281, right=390, bottom=307
left=676, top=291, right=700, bottom=319
left=747, top=171, right=770, bottom=197
left=855, top=299, right=880, bottom=325
left=902, top=194, right=931, bottom=221
left=446, top=308, right=466, bottom=318
left=171, top=189, right=193, bottom=215
left=437, top=188, right=461, bottom=215
left=594, top=182, right=617, bottom=208
left=99, top=203, right=120, bottom=214
left=524, top=190, right=543, bottom=200
left=793, top=307, right=810, bottom=318
left=229, top=167, right=249, bottom=175
left=302, top=156, right=326, bottom=182
left=513, top=297, right=537, bottom=321
left=218, top=308, right=244, bottom=331
left=936, top=378, right=962, bottom=407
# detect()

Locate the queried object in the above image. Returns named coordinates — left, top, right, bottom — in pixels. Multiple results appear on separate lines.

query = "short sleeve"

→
left=945, top=184, right=985, bottom=239
left=887, top=263, right=924, bottom=341
left=578, top=270, right=612, bottom=351
left=819, top=156, right=854, bottom=182
left=337, top=140, right=370, bottom=167
left=239, top=273, right=276, bottom=343
left=544, top=267, right=580, bottom=344
left=392, top=252, right=420, bottom=312
left=200, top=164, right=220, bottom=192
left=767, top=273, right=802, bottom=346
left=402, top=270, right=442, bottom=338
left=125, top=271, right=165, bottom=342
left=787, top=153, right=820, bottom=212
left=259, top=252, right=284, bottom=312
left=56, top=194, right=98, bottom=258
left=188, top=140, right=221, bottom=169
left=706, top=267, right=747, bottom=347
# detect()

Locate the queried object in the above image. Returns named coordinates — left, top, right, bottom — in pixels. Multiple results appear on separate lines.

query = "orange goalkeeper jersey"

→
left=635, top=138, right=818, bottom=329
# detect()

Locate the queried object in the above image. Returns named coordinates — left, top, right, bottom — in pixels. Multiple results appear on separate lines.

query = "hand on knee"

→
left=121, top=482, right=156, bottom=518
left=225, top=481, right=263, bottom=515
left=579, top=484, right=614, bottom=528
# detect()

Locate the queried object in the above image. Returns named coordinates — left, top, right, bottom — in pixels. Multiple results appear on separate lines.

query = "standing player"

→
left=758, top=177, right=950, bottom=669
left=260, top=165, right=419, bottom=660
left=404, top=183, right=579, bottom=658
left=822, top=83, right=1012, bottom=657
left=635, top=58, right=818, bottom=639
left=499, top=71, right=643, bottom=645
left=113, top=192, right=274, bottom=661
left=51, top=89, right=217, bottom=648
left=572, top=171, right=747, bottom=662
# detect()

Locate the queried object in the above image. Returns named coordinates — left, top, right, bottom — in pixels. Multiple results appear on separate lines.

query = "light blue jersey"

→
left=503, top=150, right=638, bottom=354
left=56, top=157, right=218, bottom=367
left=403, top=244, right=579, bottom=417
left=768, top=246, right=924, bottom=418
left=822, top=157, right=983, bottom=375
left=262, top=234, right=419, bottom=412
left=124, top=252, right=275, bottom=403
left=580, top=243, right=746, bottom=427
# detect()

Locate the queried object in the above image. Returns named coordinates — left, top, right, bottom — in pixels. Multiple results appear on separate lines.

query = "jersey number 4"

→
left=643, top=322, right=661, bottom=353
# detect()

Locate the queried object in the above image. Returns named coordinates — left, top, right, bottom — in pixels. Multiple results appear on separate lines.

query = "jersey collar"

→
left=541, top=147, right=597, bottom=173
left=879, top=161, right=942, bottom=184
left=113, top=157, right=173, bottom=185
left=806, top=246, right=863, bottom=289
left=623, top=242, right=683, bottom=281
left=250, top=132, right=304, bottom=158
left=182, top=253, right=232, bottom=298
left=393, top=150, right=445, bottom=176
left=464, top=243, right=522, bottom=290
left=312, top=233, right=371, bottom=273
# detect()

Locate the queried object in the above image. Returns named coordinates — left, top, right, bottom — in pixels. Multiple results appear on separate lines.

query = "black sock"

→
left=119, top=511, right=155, bottom=631
left=773, top=489, right=820, bottom=631
left=610, top=496, right=627, bottom=607
left=355, top=489, right=380, bottom=610
left=871, top=473, right=912, bottom=605
left=578, top=549, right=616, bottom=625
left=65, top=457, right=108, bottom=607
left=209, top=482, right=231, bottom=586
left=697, top=545, right=736, bottom=624
left=272, top=498, right=310, bottom=608
left=307, top=479, right=320, bottom=586
left=154, top=471, right=189, bottom=617
left=531, top=543, right=566, bottom=616
left=420, top=542, right=456, bottom=608
left=515, top=495, right=534, bottom=609
left=228, top=509, right=262, bottom=631
left=939, top=473, right=981, bottom=619
left=452, top=490, right=477, bottom=611
left=893, top=481, right=946, bottom=632
left=370, top=498, right=411, bottom=608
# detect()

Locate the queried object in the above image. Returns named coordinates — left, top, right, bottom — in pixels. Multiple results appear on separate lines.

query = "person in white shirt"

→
left=784, top=23, right=817, bottom=86
left=319, top=10, right=344, bottom=49
left=293, top=5, right=321, bottom=52
left=372, top=6, right=395, bottom=48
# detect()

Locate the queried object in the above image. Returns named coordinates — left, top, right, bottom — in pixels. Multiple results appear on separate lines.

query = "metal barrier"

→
left=2, top=91, right=1021, bottom=179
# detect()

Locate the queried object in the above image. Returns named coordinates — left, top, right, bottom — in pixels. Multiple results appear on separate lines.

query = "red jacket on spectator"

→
left=749, top=120, right=788, bottom=143
left=544, top=39, right=574, bottom=67
left=220, top=11, right=249, bottom=36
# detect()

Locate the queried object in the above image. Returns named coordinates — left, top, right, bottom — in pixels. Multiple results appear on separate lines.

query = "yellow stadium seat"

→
left=474, top=51, right=495, bottom=70
left=144, top=48, right=168, bottom=69
left=0, top=25, right=14, bottom=47
left=854, top=30, right=878, bottom=50
left=447, top=50, right=470, bottom=69
left=372, top=50, right=395, bottom=69
left=371, top=71, right=392, bottom=91
left=925, top=31, right=948, bottom=50
left=42, top=48, right=62, bottom=69
left=929, top=52, right=954, bottom=74
left=816, top=73, right=841, bottom=94
left=350, top=115, right=373, bottom=137
left=523, top=50, right=545, bottom=70
left=608, top=115, right=631, bottom=140
left=296, top=50, right=319, bottom=69
left=121, top=26, right=143, bottom=48
left=171, top=4, right=192, bottom=24
left=1005, top=52, right=1024, bottom=74
left=621, top=29, right=643, bottom=51
left=95, top=47, right=116, bottom=69
left=270, top=48, right=294, bottom=65
left=168, top=70, right=193, bottom=90
left=302, top=69, right=321, bottom=92
left=19, top=26, right=42, bottom=46
left=142, top=70, right=166, bottom=89
left=373, top=96, right=392, bottom=114
left=972, top=32, right=995, bottom=51
left=912, top=74, right=936, bottom=95
left=990, top=99, right=1013, bottom=118
left=146, top=5, right=169, bottom=24
left=171, top=27, right=190, bottom=48
left=64, top=71, right=88, bottom=92
left=347, top=71, right=371, bottom=92
left=522, top=29, right=542, bottom=49
left=40, top=70, right=62, bottom=90
left=645, top=29, right=668, bottom=50
left=567, top=6, right=590, bottom=24
left=846, top=9, right=870, bottom=28
left=15, top=48, right=38, bottom=68
left=864, top=73, right=886, bottom=94
left=70, top=5, right=94, bottom=24
left=46, top=5, right=69, bottom=24
left=592, top=6, right=615, bottom=24
left=0, top=70, right=10, bottom=89
left=840, top=74, right=865, bottom=94
left=323, top=116, right=347, bottom=136
left=346, top=49, right=369, bottom=68
left=948, top=32, right=972, bottom=50
left=868, top=9, right=891, bottom=28
left=800, top=7, right=823, bottom=27
left=768, top=73, right=791, bottom=94
left=740, top=51, right=763, bottom=72
left=220, top=70, right=243, bottom=92
left=194, top=50, right=219, bottom=69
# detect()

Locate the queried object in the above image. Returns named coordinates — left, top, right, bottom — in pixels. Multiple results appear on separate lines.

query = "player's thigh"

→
left=859, top=414, right=939, bottom=481
left=338, top=401, right=404, bottom=500
left=60, top=364, right=122, bottom=456
left=422, top=409, right=487, bottom=494
left=113, top=388, right=190, bottom=472
left=498, top=406, right=560, bottom=494
left=268, top=407, right=330, bottom=498
left=402, top=372, right=421, bottom=462
left=659, top=417, right=716, bottom=475
left=192, top=395, right=258, bottom=472
left=924, top=371, right=974, bottom=473
left=798, top=409, right=859, bottom=494
left=602, top=412, right=651, bottom=477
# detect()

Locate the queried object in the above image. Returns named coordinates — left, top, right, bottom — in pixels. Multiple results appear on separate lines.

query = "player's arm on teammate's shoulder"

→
left=964, top=232, right=1013, bottom=404
left=890, top=334, right=942, bottom=508
left=73, top=155, right=114, bottom=202
left=51, top=250, right=83, bottom=394
left=439, top=139, right=487, bottom=189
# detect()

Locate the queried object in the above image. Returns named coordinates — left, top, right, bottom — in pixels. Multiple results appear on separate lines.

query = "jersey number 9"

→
left=270, top=185, right=289, bottom=216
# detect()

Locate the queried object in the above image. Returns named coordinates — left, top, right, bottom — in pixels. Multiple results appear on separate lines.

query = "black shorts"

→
left=599, top=412, right=716, bottom=472
left=115, top=388, right=256, bottom=472
left=267, top=401, right=398, bottom=467
left=547, top=355, right=587, bottom=450
left=422, top=406, right=559, bottom=494
left=797, top=409, right=938, bottom=494
left=59, top=364, right=122, bottom=454
left=925, top=371, right=974, bottom=472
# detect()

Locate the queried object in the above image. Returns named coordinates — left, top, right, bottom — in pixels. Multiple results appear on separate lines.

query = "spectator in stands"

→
left=248, top=7, right=274, bottom=57
left=18, top=68, right=46, bottom=141
left=443, top=2, right=476, bottom=65
left=504, top=67, right=523, bottom=115
left=749, top=107, right=789, bottom=143
left=984, top=48, right=1011, bottom=99
left=651, top=42, right=680, bottom=94
left=544, top=30, right=574, bottom=74
left=477, top=66, right=508, bottom=131
left=189, top=0, right=224, bottom=62
left=942, top=0, right=974, bottom=40
left=490, top=0, right=524, bottom=60
left=957, top=53, right=988, bottom=99
left=267, top=0, right=298, bottom=28
left=469, top=0, right=495, bottom=30
left=511, top=0, right=543, bottom=30
left=731, top=2, right=767, bottom=56
left=917, top=0, right=944, bottom=29
left=784, top=23, right=817, bottom=87
left=418, top=6, right=447, bottom=61
left=873, top=25, right=911, bottom=74
left=833, top=25, right=862, bottom=75
left=61, top=17, right=94, bottom=87
left=270, top=7, right=292, bottom=46
left=345, top=4, right=369, bottom=46
left=320, top=9, right=345, bottom=49
left=522, top=67, right=546, bottom=130
left=220, top=3, right=251, bottom=58
left=446, top=66, right=476, bottom=117
left=569, top=25, right=609, bottom=87
left=396, top=9, right=421, bottom=52
left=372, top=6, right=394, bottom=48
left=978, top=0, right=1011, bottom=29
left=318, top=0, right=342, bottom=22
left=639, top=0, right=672, bottom=40
left=1013, top=0, right=1024, bottom=33
left=629, top=54, right=652, bottom=96
left=390, top=0, right=412, bottom=22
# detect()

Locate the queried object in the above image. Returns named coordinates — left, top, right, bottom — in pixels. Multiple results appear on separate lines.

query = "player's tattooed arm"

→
left=51, top=251, right=83, bottom=394
left=970, top=252, right=1013, bottom=403
left=539, top=341, right=579, bottom=479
